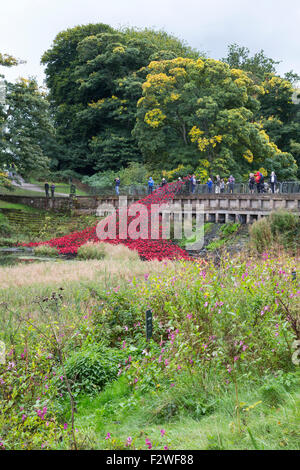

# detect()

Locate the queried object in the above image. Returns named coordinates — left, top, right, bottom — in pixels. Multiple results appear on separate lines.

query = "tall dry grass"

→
left=0, top=257, right=174, bottom=289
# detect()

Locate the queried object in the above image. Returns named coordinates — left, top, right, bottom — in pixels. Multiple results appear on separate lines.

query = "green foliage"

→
left=0, top=52, right=19, bottom=67
left=82, top=162, right=157, bottom=191
left=219, top=222, right=241, bottom=237
left=249, top=217, right=273, bottom=253
left=0, top=213, right=11, bottom=236
left=41, top=24, right=201, bottom=174
left=133, top=57, right=289, bottom=177
left=59, top=343, right=126, bottom=396
left=259, top=382, right=286, bottom=407
left=33, top=245, right=59, bottom=257
left=250, top=210, right=300, bottom=253
left=222, top=43, right=280, bottom=81
left=0, top=250, right=300, bottom=449
left=0, top=78, right=53, bottom=177
left=77, top=242, right=106, bottom=260
left=205, top=223, right=241, bottom=252
left=206, top=238, right=227, bottom=251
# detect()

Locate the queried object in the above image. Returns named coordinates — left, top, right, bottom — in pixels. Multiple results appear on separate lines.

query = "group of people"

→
left=249, top=171, right=277, bottom=194
left=205, top=171, right=278, bottom=194
left=113, top=171, right=278, bottom=196
left=44, top=182, right=56, bottom=198
left=205, top=175, right=235, bottom=194
left=114, top=176, right=169, bottom=195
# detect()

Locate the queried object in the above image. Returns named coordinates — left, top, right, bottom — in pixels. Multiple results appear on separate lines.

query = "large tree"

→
left=132, top=58, right=297, bottom=180
left=0, top=78, right=53, bottom=177
left=41, top=24, right=202, bottom=173
left=223, top=43, right=300, bottom=177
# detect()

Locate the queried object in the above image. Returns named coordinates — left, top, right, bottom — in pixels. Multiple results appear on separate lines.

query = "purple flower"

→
left=145, top=438, right=152, bottom=449
left=105, top=432, right=111, bottom=440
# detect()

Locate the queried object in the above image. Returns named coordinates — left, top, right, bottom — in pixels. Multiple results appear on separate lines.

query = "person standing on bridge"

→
left=228, top=175, right=235, bottom=194
left=269, top=171, right=277, bottom=194
left=249, top=173, right=255, bottom=194
left=51, top=183, right=55, bottom=198
left=115, top=177, right=120, bottom=196
left=207, top=177, right=213, bottom=193
left=44, top=182, right=49, bottom=198
left=220, top=179, right=225, bottom=193
left=215, top=175, right=221, bottom=194
left=255, top=171, right=263, bottom=193
left=190, top=175, right=197, bottom=194
left=148, top=177, right=154, bottom=194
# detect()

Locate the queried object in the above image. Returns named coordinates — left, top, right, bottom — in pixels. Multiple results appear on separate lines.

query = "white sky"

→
left=0, top=0, right=299, bottom=85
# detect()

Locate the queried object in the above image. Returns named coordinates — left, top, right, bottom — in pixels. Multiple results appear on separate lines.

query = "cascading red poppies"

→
left=22, top=179, right=194, bottom=261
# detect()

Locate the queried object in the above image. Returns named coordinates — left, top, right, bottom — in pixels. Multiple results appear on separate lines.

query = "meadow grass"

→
left=64, top=372, right=300, bottom=450
left=1, top=247, right=299, bottom=450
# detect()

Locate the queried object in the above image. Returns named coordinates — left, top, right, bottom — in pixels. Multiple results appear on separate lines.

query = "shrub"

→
left=219, top=222, right=241, bottom=237
left=33, top=244, right=59, bottom=257
left=206, top=238, right=227, bottom=251
left=250, top=210, right=300, bottom=253
left=250, top=217, right=273, bottom=253
left=60, top=343, right=126, bottom=396
left=101, top=243, right=140, bottom=261
left=269, top=210, right=300, bottom=248
left=77, top=241, right=139, bottom=261
left=77, top=242, right=106, bottom=260
left=0, top=213, right=11, bottom=237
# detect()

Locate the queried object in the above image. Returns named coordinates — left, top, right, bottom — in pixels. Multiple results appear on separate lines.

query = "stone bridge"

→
left=1, top=193, right=300, bottom=224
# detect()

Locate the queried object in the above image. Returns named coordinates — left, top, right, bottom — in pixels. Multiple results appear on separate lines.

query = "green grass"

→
left=0, top=200, right=41, bottom=212
left=63, top=372, right=300, bottom=450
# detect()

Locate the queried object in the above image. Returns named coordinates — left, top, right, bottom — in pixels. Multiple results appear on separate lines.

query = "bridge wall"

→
left=1, top=194, right=299, bottom=223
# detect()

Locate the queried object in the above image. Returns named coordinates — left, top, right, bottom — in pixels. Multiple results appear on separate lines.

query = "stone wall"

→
left=1, top=194, right=300, bottom=223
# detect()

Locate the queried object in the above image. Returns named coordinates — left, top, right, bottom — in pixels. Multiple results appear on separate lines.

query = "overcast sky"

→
left=1, top=0, right=299, bottom=85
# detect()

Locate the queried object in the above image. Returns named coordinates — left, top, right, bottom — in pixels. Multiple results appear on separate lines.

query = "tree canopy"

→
left=132, top=58, right=297, bottom=180
left=0, top=78, right=53, bottom=177
left=41, top=23, right=203, bottom=173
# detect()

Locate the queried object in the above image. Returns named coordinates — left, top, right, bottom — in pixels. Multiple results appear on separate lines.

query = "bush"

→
left=77, top=241, right=139, bottom=261
left=60, top=343, right=126, bottom=396
left=250, top=210, right=300, bottom=253
left=269, top=210, right=300, bottom=248
left=33, top=244, right=59, bottom=257
left=250, top=217, right=273, bottom=253
left=77, top=242, right=106, bottom=260
left=0, top=213, right=12, bottom=237
left=101, top=243, right=140, bottom=261
left=220, top=222, right=241, bottom=237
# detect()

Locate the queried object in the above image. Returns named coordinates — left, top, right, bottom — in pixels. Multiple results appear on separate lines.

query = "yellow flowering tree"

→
left=133, top=58, right=296, bottom=179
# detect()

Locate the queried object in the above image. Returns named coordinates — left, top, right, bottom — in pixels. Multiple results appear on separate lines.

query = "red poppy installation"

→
left=23, top=179, right=194, bottom=261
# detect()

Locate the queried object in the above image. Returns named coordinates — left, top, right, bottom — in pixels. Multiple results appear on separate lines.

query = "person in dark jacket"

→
left=51, top=183, right=55, bottom=198
left=249, top=173, right=255, bottom=194
left=44, top=182, right=49, bottom=198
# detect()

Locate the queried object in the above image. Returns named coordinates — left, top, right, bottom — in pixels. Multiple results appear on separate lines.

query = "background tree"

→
left=41, top=24, right=202, bottom=174
left=133, top=57, right=297, bottom=180
left=223, top=43, right=300, bottom=177
left=0, top=78, right=53, bottom=177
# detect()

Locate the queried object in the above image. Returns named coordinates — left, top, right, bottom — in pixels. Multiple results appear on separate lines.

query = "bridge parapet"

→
left=0, top=194, right=299, bottom=223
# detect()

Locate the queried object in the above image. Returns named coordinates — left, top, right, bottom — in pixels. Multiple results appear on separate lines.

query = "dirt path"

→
left=12, top=180, right=68, bottom=197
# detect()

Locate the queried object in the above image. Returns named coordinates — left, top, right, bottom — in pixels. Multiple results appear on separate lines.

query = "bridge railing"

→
left=2, top=181, right=300, bottom=198
left=86, top=181, right=300, bottom=196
